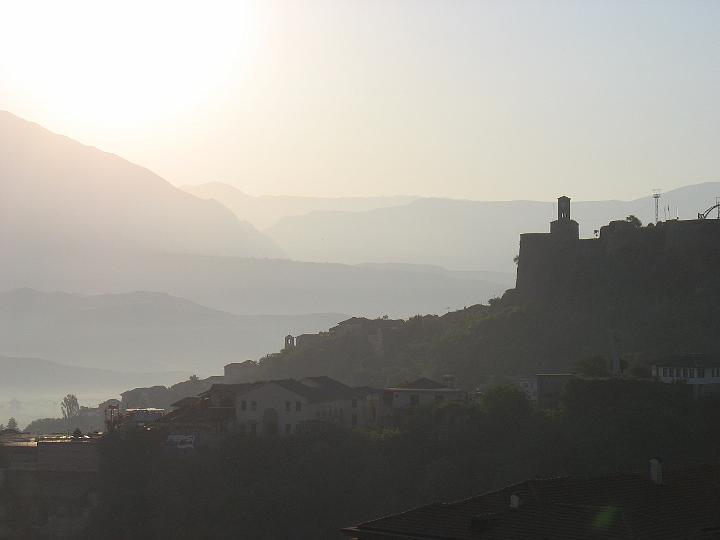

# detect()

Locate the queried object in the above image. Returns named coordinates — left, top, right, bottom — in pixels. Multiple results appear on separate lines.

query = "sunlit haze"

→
left=2, top=0, right=719, bottom=200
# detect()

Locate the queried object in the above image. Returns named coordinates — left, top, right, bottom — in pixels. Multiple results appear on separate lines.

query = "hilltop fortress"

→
left=515, top=196, right=720, bottom=302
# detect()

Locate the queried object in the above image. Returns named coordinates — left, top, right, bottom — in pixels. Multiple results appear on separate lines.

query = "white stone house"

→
left=651, top=354, right=720, bottom=397
left=201, top=376, right=377, bottom=436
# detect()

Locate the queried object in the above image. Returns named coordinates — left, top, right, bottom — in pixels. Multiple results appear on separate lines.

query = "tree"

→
left=61, top=394, right=80, bottom=425
left=575, top=356, right=610, bottom=377
left=73, top=428, right=83, bottom=438
left=189, top=374, right=199, bottom=382
left=513, top=254, right=519, bottom=265
left=625, top=215, right=642, bottom=228
left=7, top=417, right=18, bottom=430
left=481, top=385, right=531, bottom=422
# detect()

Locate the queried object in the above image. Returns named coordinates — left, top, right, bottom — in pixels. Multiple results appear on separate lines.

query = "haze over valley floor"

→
left=2, top=109, right=719, bottom=425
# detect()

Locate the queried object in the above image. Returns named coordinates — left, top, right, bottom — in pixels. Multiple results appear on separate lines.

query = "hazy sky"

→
left=1, top=0, right=719, bottom=200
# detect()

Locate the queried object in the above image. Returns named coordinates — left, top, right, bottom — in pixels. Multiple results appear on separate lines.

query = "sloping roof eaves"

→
left=654, top=354, right=720, bottom=368
left=346, top=468, right=720, bottom=540
left=397, top=378, right=447, bottom=390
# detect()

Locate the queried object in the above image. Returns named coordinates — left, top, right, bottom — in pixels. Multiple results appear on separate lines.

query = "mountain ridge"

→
left=263, top=182, right=720, bottom=271
left=0, top=288, right=349, bottom=373
left=0, top=110, right=283, bottom=259
left=183, top=181, right=418, bottom=229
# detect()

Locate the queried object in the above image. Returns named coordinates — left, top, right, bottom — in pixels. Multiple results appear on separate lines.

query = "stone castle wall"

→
left=515, top=218, right=720, bottom=302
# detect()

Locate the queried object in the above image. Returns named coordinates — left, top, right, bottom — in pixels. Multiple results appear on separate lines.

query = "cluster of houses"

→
left=109, top=351, right=720, bottom=442
left=157, top=374, right=467, bottom=439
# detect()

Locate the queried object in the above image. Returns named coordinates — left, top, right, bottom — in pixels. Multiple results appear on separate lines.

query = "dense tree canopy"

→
left=84, top=380, right=720, bottom=539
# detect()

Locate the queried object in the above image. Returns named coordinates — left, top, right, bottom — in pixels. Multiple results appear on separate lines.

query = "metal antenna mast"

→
left=652, top=189, right=662, bottom=224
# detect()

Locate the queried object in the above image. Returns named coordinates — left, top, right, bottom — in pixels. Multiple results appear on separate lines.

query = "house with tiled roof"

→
left=342, top=459, right=720, bottom=539
left=165, top=377, right=381, bottom=436
left=158, top=397, right=235, bottom=436
left=652, top=354, right=720, bottom=398
left=384, top=377, right=467, bottom=411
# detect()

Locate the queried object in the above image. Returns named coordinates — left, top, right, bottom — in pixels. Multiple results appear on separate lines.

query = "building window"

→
left=435, top=394, right=445, bottom=401
left=241, top=400, right=247, bottom=411
left=285, top=424, right=292, bottom=435
left=410, top=394, right=420, bottom=407
left=351, top=399, right=358, bottom=408
left=683, top=368, right=689, bottom=378
left=251, top=401, right=257, bottom=411
left=351, top=413, right=357, bottom=427
left=296, top=401, right=302, bottom=412
left=249, top=423, right=257, bottom=435
left=285, top=401, right=291, bottom=412
left=698, top=368, right=705, bottom=378
left=662, top=368, right=668, bottom=377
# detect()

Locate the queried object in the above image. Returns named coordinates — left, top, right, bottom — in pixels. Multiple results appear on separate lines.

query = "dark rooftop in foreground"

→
left=343, top=463, right=720, bottom=539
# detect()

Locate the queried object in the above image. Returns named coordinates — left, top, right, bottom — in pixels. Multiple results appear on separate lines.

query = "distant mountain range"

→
left=0, top=354, right=182, bottom=396
left=0, top=112, right=508, bottom=319
left=0, top=255, right=510, bottom=318
left=183, top=182, right=417, bottom=229
left=266, top=183, right=720, bottom=272
left=0, top=111, right=282, bottom=259
left=187, top=181, right=720, bottom=272
left=0, top=289, right=347, bottom=373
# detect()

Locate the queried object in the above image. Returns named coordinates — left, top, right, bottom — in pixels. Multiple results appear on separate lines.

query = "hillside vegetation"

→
left=86, top=380, right=720, bottom=539
left=255, top=226, right=720, bottom=388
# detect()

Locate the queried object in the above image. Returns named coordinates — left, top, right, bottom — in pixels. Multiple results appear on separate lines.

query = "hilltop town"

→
left=5, top=198, right=720, bottom=538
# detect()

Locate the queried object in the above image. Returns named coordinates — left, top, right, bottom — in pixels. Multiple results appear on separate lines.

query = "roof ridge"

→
left=451, top=480, right=531, bottom=506
left=357, top=502, right=445, bottom=528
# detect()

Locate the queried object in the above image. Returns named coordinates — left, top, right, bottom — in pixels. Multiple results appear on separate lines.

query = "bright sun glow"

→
left=0, top=1, right=263, bottom=130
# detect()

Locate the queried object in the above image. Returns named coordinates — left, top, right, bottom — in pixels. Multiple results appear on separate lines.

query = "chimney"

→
left=650, top=458, right=663, bottom=485
left=509, top=492, right=522, bottom=509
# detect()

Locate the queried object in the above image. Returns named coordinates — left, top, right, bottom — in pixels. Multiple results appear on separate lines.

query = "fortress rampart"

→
left=515, top=196, right=720, bottom=301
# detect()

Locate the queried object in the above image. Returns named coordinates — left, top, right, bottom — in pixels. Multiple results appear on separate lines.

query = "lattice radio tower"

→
left=652, top=189, right=662, bottom=224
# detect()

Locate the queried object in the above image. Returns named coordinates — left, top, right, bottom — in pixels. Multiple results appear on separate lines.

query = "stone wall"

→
left=515, top=218, right=720, bottom=303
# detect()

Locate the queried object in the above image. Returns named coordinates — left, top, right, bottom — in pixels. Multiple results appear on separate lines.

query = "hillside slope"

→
left=247, top=215, right=720, bottom=389
left=0, top=111, right=282, bottom=259
left=0, top=289, right=347, bottom=373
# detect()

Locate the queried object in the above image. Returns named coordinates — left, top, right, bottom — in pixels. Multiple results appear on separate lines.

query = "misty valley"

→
left=3, top=3, right=720, bottom=538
